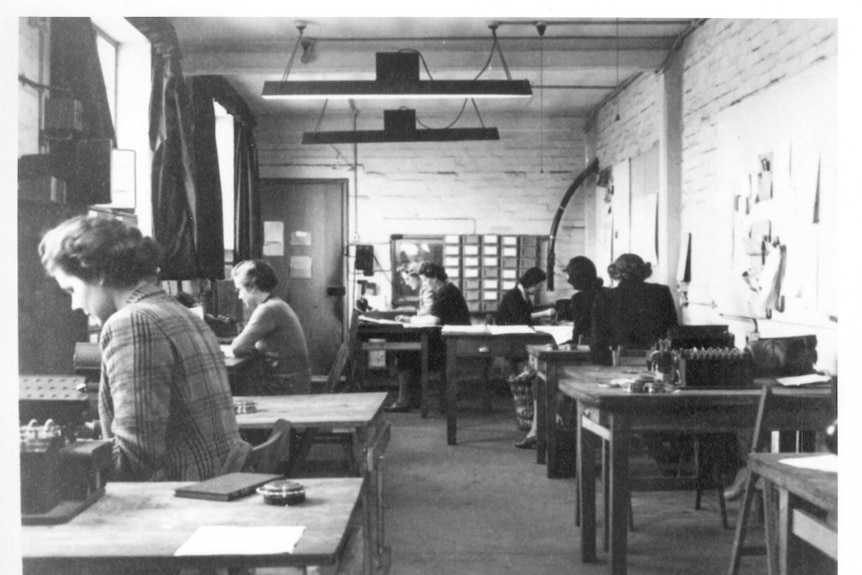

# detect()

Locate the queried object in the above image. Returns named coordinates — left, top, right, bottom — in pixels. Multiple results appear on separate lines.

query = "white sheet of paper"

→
left=441, top=325, right=488, bottom=335
left=534, top=326, right=573, bottom=346
left=487, top=325, right=535, bottom=335
left=263, top=221, right=284, bottom=256
left=220, top=344, right=235, bottom=359
left=174, top=525, right=306, bottom=556
left=779, top=454, right=837, bottom=473
left=775, top=373, right=832, bottom=387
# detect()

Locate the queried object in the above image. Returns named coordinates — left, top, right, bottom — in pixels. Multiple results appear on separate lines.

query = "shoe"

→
left=514, top=436, right=537, bottom=449
left=384, top=402, right=412, bottom=413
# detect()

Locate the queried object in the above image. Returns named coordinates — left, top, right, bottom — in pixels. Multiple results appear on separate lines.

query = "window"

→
left=94, top=26, right=118, bottom=129
left=214, top=102, right=235, bottom=264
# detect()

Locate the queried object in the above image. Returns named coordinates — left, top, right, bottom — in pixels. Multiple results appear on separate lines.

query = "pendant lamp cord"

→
left=537, top=22, right=546, bottom=174
left=280, top=25, right=306, bottom=83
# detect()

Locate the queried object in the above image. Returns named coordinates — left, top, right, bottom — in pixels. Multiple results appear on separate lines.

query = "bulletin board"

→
left=702, top=59, right=836, bottom=322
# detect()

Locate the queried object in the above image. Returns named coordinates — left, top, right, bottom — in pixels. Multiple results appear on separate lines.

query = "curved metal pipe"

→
left=546, top=157, right=600, bottom=290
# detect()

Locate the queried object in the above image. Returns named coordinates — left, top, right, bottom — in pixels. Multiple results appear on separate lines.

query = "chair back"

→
left=322, top=343, right=351, bottom=394
left=244, top=419, right=291, bottom=474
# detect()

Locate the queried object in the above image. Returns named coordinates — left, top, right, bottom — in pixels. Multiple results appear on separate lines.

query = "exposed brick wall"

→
left=256, top=109, right=590, bottom=304
left=590, top=18, right=838, bottom=370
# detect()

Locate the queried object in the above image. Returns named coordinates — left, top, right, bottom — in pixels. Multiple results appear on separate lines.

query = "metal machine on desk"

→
left=19, top=375, right=112, bottom=525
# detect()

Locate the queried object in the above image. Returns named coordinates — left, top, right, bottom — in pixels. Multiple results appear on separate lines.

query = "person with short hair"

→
left=401, top=263, right=435, bottom=316
left=590, top=253, right=678, bottom=365
left=39, top=215, right=250, bottom=482
left=495, top=266, right=553, bottom=326
left=388, top=262, right=471, bottom=412
left=231, top=259, right=312, bottom=395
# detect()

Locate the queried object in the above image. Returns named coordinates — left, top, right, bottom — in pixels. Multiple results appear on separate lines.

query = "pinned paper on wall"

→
left=290, top=230, right=311, bottom=246
left=676, top=232, right=692, bottom=283
left=289, top=256, right=312, bottom=279
left=263, top=221, right=284, bottom=256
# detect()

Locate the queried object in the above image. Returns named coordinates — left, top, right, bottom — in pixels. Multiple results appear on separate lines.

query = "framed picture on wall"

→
left=390, top=235, right=444, bottom=308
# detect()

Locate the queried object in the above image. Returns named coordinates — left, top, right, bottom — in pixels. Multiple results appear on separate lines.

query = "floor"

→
left=372, top=386, right=771, bottom=575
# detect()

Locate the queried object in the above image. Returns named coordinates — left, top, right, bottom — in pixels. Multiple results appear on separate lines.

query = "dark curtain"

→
left=234, top=118, right=262, bottom=261
left=189, top=78, right=226, bottom=279
left=49, top=18, right=115, bottom=205
left=189, top=76, right=260, bottom=267
left=50, top=18, right=115, bottom=146
left=147, top=46, right=198, bottom=279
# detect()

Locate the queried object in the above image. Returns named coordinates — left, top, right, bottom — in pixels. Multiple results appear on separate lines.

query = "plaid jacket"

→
left=99, top=284, right=249, bottom=481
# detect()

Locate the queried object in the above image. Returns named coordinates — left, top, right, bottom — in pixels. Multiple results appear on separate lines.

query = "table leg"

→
left=420, top=334, right=429, bottom=419
left=579, top=401, right=596, bottom=562
left=535, top=368, right=547, bottom=466
left=446, top=340, right=458, bottom=445
left=608, top=413, right=630, bottom=575
left=775, top=485, right=788, bottom=575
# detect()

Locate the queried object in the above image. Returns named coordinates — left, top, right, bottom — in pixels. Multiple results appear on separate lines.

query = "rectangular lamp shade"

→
left=302, top=109, right=500, bottom=144
left=264, top=51, right=532, bottom=100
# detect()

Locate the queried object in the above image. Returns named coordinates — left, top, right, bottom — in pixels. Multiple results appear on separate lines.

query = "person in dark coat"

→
left=514, top=257, right=606, bottom=449
left=495, top=267, right=551, bottom=326
left=590, top=253, right=678, bottom=365
left=564, top=256, right=606, bottom=344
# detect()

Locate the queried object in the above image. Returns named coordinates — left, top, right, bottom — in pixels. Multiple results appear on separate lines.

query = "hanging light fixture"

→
left=264, top=51, right=532, bottom=100
left=302, top=108, right=500, bottom=144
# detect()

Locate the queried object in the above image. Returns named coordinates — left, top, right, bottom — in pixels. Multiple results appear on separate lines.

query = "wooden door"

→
left=259, top=179, right=347, bottom=375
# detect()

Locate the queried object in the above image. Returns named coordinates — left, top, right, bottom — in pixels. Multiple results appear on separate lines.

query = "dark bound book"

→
left=174, top=472, right=283, bottom=501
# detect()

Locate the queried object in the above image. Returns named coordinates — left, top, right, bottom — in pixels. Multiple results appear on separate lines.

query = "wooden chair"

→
left=728, top=380, right=837, bottom=575
left=291, top=312, right=362, bottom=476
left=243, top=418, right=291, bottom=475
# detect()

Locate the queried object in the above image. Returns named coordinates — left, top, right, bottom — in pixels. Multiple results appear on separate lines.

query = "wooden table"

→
left=527, top=345, right=591, bottom=476
left=235, top=392, right=390, bottom=572
left=745, top=453, right=837, bottom=574
left=235, top=392, right=389, bottom=473
left=441, top=328, right=556, bottom=445
left=21, top=478, right=366, bottom=575
left=357, top=323, right=440, bottom=418
left=560, top=365, right=834, bottom=575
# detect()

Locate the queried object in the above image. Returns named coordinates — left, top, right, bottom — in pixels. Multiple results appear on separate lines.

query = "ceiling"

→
left=168, top=17, right=701, bottom=125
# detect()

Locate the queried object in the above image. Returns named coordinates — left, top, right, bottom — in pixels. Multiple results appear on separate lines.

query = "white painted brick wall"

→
left=257, top=108, right=590, bottom=304
left=590, top=18, right=838, bottom=369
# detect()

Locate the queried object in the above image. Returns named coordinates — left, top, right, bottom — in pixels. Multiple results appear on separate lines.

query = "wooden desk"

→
left=235, top=392, right=389, bottom=571
left=235, top=392, right=389, bottom=472
left=442, top=328, right=555, bottom=445
left=22, top=478, right=366, bottom=574
left=527, top=345, right=591, bottom=476
left=560, top=365, right=834, bottom=575
left=746, top=453, right=837, bottom=575
left=357, top=323, right=440, bottom=418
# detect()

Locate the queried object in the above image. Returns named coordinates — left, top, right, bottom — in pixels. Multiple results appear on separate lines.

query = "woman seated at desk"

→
left=590, top=253, right=678, bottom=365
left=38, top=215, right=250, bottom=481
left=398, top=263, right=435, bottom=316
left=495, top=267, right=554, bottom=326
left=388, top=262, right=471, bottom=412
left=514, top=257, right=605, bottom=449
left=231, top=259, right=312, bottom=395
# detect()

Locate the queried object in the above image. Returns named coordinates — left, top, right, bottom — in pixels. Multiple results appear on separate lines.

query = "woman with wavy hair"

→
left=590, top=253, right=678, bottom=365
left=39, top=215, right=250, bottom=481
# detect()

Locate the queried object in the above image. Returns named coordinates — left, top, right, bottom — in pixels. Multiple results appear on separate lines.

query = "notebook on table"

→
left=174, top=472, right=283, bottom=501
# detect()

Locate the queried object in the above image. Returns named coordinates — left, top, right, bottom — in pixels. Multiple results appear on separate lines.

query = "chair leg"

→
left=728, top=470, right=761, bottom=575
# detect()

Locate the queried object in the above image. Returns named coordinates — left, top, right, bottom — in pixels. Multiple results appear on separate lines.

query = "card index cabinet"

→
left=442, top=234, right=545, bottom=314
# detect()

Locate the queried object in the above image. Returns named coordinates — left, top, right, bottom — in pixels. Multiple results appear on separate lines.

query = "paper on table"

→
left=775, top=373, right=833, bottom=387
left=534, top=325, right=573, bottom=346
left=220, top=345, right=235, bottom=359
left=487, top=325, right=535, bottom=335
left=174, top=525, right=306, bottom=556
left=441, top=325, right=488, bottom=335
left=779, top=454, right=838, bottom=473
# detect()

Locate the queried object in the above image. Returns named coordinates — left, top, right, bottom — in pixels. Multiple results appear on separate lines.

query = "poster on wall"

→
left=263, top=221, right=284, bottom=256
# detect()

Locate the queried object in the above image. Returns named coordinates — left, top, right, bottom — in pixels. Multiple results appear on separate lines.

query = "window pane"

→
left=94, top=29, right=117, bottom=128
